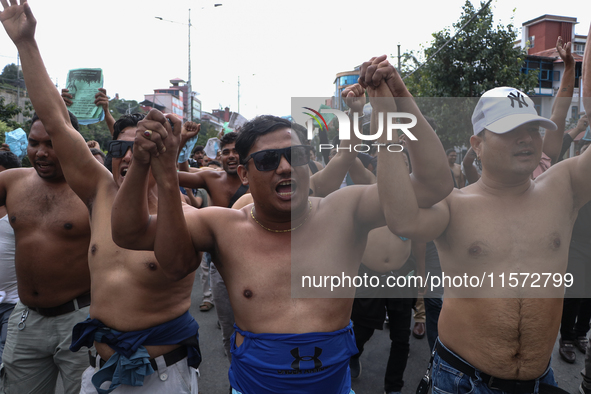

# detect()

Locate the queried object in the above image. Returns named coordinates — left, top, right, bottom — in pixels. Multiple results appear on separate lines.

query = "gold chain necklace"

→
left=251, top=200, right=312, bottom=233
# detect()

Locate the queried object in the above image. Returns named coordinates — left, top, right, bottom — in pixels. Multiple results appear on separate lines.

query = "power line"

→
left=403, top=0, right=493, bottom=80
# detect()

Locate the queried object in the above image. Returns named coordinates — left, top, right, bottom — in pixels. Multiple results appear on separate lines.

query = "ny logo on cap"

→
left=508, top=92, right=528, bottom=109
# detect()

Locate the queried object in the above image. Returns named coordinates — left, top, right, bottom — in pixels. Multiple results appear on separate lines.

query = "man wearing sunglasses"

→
left=111, top=54, right=452, bottom=392
left=0, top=3, right=201, bottom=393
left=0, top=109, right=92, bottom=394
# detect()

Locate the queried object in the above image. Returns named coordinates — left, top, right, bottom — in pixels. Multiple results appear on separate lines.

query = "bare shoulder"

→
left=184, top=205, right=250, bottom=250
left=534, top=158, right=572, bottom=183
left=185, top=204, right=248, bottom=226
left=0, top=167, right=34, bottom=182
left=317, top=185, right=378, bottom=219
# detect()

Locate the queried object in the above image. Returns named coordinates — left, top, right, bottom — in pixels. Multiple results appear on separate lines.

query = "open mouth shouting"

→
left=276, top=179, right=296, bottom=200
left=120, top=166, right=128, bottom=181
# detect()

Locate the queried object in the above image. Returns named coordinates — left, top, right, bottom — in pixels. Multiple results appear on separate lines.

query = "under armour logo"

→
left=507, top=92, right=529, bottom=109
left=290, top=347, right=323, bottom=370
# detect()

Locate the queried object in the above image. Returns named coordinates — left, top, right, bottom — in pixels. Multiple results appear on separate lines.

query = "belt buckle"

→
left=487, top=376, right=500, bottom=390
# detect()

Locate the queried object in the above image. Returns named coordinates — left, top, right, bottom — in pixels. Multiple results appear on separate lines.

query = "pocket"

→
left=431, top=356, right=475, bottom=394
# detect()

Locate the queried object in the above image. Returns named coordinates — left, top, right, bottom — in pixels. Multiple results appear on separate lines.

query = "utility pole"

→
left=237, top=76, right=240, bottom=115
left=397, top=44, right=401, bottom=72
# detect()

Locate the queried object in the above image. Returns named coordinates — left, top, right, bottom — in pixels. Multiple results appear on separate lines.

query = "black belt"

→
left=435, top=340, right=567, bottom=394
left=28, top=293, right=91, bottom=317
left=89, top=346, right=188, bottom=371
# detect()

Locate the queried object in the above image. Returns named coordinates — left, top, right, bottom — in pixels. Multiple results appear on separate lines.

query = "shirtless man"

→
left=0, top=2, right=200, bottom=393
left=446, top=149, right=464, bottom=188
left=111, top=57, right=452, bottom=393
left=375, top=30, right=591, bottom=391
left=0, top=109, right=91, bottom=393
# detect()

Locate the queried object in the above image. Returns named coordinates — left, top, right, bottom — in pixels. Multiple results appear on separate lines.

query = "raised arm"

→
left=111, top=110, right=166, bottom=250
left=545, top=37, right=575, bottom=163
left=95, top=88, right=116, bottom=136
left=584, top=23, right=591, bottom=118
left=359, top=55, right=453, bottom=207
left=0, top=1, right=110, bottom=204
left=309, top=83, right=365, bottom=197
left=147, top=112, right=215, bottom=280
left=570, top=22, right=591, bottom=209
left=371, top=79, right=450, bottom=242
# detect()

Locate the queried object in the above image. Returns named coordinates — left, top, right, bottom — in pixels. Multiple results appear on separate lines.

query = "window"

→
left=521, top=59, right=555, bottom=89
left=339, top=75, right=358, bottom=87
left=528, top=36, right=535, bottom=49
left=574, top=43, right=585, bottom=55
left=572, top=106, right=578, bottom=120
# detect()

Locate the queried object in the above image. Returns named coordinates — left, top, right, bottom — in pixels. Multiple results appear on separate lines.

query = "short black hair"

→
left=291, top=123, right=309, bottom=146
left=0, top=151, right=21, bottom=169
left=90, top=148, right=106, bottom=160
left=220, top=132, right=238, bottom=150
left=31, top=111, right=80, bottom=132
left=192, top=145, right=204, bottom=154
left=208, top=160, right=222, bottom=167
left=236, top=115, right=292, bottom=164
left=113, top=113, right=145, bottom=140
left=446, top=148, right=456, bottom=156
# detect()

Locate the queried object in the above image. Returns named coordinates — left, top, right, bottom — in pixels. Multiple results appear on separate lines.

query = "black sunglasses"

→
left=108, top=140, right=134, bottom=158
left=243, top=145, right=312, bottom=171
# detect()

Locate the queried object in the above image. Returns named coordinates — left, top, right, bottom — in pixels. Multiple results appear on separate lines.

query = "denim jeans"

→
left=431, top=340, right=557, bottom=394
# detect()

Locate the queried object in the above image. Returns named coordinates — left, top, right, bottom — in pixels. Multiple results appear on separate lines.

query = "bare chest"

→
left=7, top=181, right=89, bottom=236
left=437, top=190, right=574, bottom=297
left=208, top=177, right=244, bottom=208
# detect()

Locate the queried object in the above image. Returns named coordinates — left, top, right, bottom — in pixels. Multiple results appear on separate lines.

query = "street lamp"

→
left=155, top=4, right=222, bottom=122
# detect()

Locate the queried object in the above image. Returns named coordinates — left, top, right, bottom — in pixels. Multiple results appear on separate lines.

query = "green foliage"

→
left=0, top=64, right=23, bottom=87
left=196, top=121, right=221, bottom=147
left=0, top=96, right=22, bottom=130
left=401, top=1, right=539, bottom=149
left=78, top=121, right=112, bottom=150
left=110, top=99, right=142, bottom=117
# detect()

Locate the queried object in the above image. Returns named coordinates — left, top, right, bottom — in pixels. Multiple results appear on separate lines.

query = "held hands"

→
left=341, top=83, right=366, bottom=114
left=134, top=109, right=172, bottom=165
left=358, top=55, right=410, bottom=100
left=0, top=0, right=36, bottom=46
left=367, top=79, right=397, bottom=114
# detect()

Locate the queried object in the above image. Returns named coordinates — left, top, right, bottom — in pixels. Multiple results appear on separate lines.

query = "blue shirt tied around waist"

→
left=70, top=311, right=200, bottom=394
left=229, top=321, right=358, bottom=394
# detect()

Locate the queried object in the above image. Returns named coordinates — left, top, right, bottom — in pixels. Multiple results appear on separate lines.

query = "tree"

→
left=401, top=1, right=538, bottom=149
left=0, top=96, right=22, bottom=131
left=0, top=63, right=23, bottom=87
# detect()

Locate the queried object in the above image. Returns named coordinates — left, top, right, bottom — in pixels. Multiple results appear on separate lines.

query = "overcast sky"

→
left=0, top=0, right=588, bottom=120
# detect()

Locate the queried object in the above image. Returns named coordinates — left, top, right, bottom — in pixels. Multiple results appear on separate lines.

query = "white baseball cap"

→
left=471, top=87, right=557, bottom=136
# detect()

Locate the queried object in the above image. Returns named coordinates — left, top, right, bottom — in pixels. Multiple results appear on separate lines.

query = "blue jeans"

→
left=0, top=302, right=15, bottom=362
left=431, top=340, right=557, bottom=394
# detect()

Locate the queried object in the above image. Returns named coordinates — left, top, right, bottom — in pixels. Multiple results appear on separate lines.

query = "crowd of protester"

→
left=0, top=1, right=590, bottom=393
